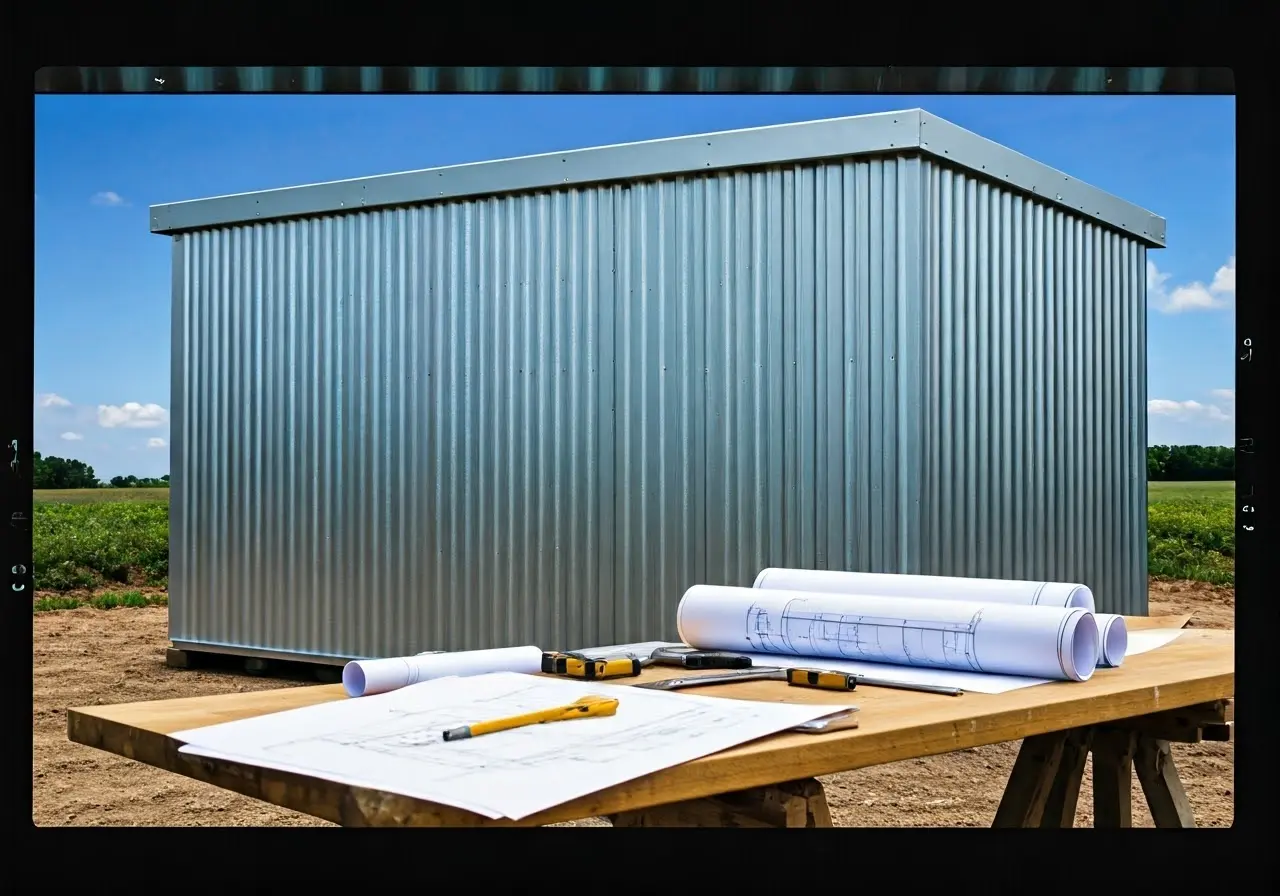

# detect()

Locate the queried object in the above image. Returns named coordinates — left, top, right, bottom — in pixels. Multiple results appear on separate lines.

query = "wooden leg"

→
left=1134, top=736, right=1197, bottom=828
left=609, top=778, right=833, bottom=828
left=1039, top=727, right=1093, bottom=828
left=1091, top=727, right=1137, bottom=828
left=992, top=731, right=1067, bottom=827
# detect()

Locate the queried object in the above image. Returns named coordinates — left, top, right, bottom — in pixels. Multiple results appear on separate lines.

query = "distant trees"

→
left=108, top=474, right=170, bottom=488
left=32, top=452, right=100, bottom=489
left=32, top=452, right=169, bottom=489
left=1147, top=445, right=1234, bottom=482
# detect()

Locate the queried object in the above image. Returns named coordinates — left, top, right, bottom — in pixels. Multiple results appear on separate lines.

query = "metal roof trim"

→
left=150, top=108, right=1165, bottom=247
left=916, top=111, right=1165, bottom=247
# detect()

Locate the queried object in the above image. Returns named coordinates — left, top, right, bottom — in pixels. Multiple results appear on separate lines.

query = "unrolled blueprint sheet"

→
left=721, top=629, right=1184, bottom=696
left=175, top=671, right=849, bottom=821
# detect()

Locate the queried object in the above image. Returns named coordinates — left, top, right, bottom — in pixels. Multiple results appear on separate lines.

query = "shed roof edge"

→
left=150, top=108, right=1165, bottom=247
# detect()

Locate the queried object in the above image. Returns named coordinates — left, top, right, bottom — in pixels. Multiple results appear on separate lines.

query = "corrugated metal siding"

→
left=171, top=156, right=925, bottom=660
left=170, top=151, right=1149, bottom=660
left=918, top=161, right=1148, bottom=615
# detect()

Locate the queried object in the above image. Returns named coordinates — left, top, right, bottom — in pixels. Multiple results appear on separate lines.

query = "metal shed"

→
left=153, top=108, right=1164, bottom=665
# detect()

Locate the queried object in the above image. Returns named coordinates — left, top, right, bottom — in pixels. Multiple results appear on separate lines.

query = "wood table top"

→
left=67, top=617, right=1232, bottom=827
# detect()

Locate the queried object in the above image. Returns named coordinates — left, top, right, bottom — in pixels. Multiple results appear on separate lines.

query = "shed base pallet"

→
left=165, top=647, right=343, bottom=684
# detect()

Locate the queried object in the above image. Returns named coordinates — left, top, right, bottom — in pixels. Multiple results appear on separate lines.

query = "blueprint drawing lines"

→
left=249, top=680, right=741, bottom=785
left=745, top=598, right=987, bottom=672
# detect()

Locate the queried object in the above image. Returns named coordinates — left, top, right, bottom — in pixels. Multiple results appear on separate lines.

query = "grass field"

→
left=34, top=488, right=170, bottom=504
left=30, top=481, right=1234, bottom=597
left=1147, top=480, right=1234, bottom=500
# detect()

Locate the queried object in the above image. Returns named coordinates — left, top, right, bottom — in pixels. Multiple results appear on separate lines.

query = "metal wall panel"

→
left=918, top=161, right=1148, bottom=615
left=171, top=155, right=925, bottom=661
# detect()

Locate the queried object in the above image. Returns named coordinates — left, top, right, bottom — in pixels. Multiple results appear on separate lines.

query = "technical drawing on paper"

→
left=252, top=679, right=739, bottom=786
left=744, top=598, right=987, bottom=672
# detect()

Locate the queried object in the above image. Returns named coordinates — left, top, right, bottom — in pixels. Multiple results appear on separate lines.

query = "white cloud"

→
left=1147, top=254, right=1235, bottom=313
left=1209, top=388, right=1235, bottom=405
left=146, top=437, right=167, bottom=449
left=59, top=432, right=84, bottom=441
left=90, top=191, right=127, bottom=207
left=1148, top=397, right=1232, bottom=423
left=36, top=392, right=71, bottom=408
left=97, top=402, right=168, bottom=429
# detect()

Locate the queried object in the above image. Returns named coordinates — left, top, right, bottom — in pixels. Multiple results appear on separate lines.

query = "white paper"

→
left=754, top=568, right=1096, bottom=613
left=678, top=585, right=1100, bottom=683
left=341, top=646, right=544, bottom=697
left=1094, top=614, right=1128, bottom=668
left=729, top=650, right=1051, bottom=695
left=174, top=671, right=848, bottom=821
left=1125, top=628, right=1185, bottom=657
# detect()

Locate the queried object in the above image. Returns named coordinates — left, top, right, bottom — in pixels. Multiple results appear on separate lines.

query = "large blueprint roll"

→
left=753, top=568, right=1095, bottom=613
left=677, top=585, right=1100, bottom=682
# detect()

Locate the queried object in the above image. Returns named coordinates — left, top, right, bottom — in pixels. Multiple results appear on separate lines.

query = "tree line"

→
left=1146, top=445, right=1234, bottom=482
left=32, top=452, right=170, bottom=490
left=33, top=447, right=1231, bottom=489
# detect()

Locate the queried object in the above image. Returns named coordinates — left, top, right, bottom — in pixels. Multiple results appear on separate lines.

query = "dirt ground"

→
left=32, top=580, right=1234, bottom=827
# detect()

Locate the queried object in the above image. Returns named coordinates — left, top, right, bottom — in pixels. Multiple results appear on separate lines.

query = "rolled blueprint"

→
left=1094, top=613, right=1128, bottom=668
left=342, top=646, right=543, bottom=698
left=677, top=585, right=1100, bottom=682
left=753, top=568, right=1095, bottom=613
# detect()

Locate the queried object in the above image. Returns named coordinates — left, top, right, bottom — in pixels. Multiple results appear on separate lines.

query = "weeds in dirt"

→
left=32, top=502, right=168, bottom=591
left=32, top=590, right=168, bottom=613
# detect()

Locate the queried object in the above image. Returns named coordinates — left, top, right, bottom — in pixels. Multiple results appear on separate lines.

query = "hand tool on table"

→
left=441, top=695, right=619, bottom=742
left=791, top=708, right=861, bottom=734
left=642, top=646, right=754, bottom=669
left=541, top=645, right=752, bottom=680
left=541, top=652, right=645, bottom=680
left=636, top=667, right=860, bottom=692
left=636, top=666, right=964, bottom=696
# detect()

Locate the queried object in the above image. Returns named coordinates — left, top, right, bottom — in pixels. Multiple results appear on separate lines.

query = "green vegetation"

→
left=35, top=487, right=171, bottom=504
left=1147, top=481, right=1234, bottom=586
left=32, top=452, right=100, bottom=489
left=32, top=451, right=169, bottom=490
left=1147, top=480, right=1234, bottom=500
left=1147, top=445, right=1233, bottom=481
left=32, top=501, right=169, bottom=591
left=32, top=590, right=168, bottom=613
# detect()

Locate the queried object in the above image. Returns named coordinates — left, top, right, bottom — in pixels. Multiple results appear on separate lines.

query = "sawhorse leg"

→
left=993, top=699, right=1231, bottom=828
left=608, top=778, right=833, bottom=828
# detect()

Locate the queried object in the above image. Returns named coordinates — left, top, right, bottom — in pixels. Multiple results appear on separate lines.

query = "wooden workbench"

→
left=67, top=620, right=1233, bottom=828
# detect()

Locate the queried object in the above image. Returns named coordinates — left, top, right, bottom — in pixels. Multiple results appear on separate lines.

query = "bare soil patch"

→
left=33, top=583, right=1233, bottom=827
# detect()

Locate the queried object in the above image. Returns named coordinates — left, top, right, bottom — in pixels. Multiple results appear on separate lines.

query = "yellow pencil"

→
left=441, top=695, right=619, bottom=742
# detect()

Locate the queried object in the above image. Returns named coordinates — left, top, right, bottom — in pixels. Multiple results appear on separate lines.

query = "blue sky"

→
left=34, top=94, right=1235, bottom=479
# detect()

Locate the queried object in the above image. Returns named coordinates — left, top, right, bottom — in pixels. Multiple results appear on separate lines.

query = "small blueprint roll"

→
left=753, top=568, right=1096, bottom=613
left=342, top=646, right=544, bottom=698
left=1094, top=614, right=1128, bottom=668
left=677, top=585, right=1100, bottom=682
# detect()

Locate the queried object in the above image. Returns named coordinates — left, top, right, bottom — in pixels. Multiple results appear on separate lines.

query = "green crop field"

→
left=1147, top=481, right=1234, bottom=586
left=32, top=500, right=169, bottom=591
left=34, top=488, right=170, bottom=504
left=28, top=480, right=1235, bottom=601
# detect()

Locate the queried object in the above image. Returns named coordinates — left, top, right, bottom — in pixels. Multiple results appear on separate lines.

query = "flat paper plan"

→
left=175, top=671, right=849, bottom=821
